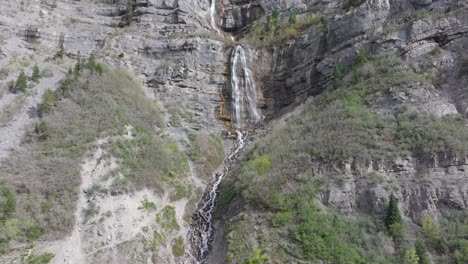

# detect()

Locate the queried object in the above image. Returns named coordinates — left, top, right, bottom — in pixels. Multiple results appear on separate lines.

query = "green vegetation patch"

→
left=27, top=253, right=54, bottom=264
left=172, top=236, right=185, bottom=257
left=0, top=58, right=185, bottom=252
left=156, top=206, right=179, bottom=232
left=189, top=131, right=224, bottom=179
left=241, top=11, right=325, bottom=47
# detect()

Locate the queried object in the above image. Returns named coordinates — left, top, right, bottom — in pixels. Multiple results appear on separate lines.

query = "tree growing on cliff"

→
left=74, top=50, right=81, bottom=76
left=14, top=70, right=28, bottom=92
left=385, top=193, right=405, bottom=239
left=32, top=64, right=40, bottom=83
left=415, top=239, right=430, bottom=264
left=127, top=0, right=134, bottom=25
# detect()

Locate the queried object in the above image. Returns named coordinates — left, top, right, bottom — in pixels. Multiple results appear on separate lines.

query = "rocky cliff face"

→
left=1, top=0, right=468, bottom=263
left=208, top=0, right=468, bottom=263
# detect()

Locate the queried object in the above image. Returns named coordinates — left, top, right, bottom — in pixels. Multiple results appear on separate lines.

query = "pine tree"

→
left=385, top=193, right=403, bottom=228
left=385, top=193, right=405, bottom=239
left=32, top=64, right=40, bottom=83
left=127, top=0, right=134, bottom=25
left=74, top=50, right=81, bottom=76
left=87, top=54, right=96, bottom=72
left=415, top=239, right=430, bottom=264
left=56, top=39, right=64, bottom=59
left=15, top=70, right=28, bottom=92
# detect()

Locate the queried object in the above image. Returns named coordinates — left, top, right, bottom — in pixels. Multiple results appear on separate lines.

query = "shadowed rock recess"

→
left=1, top=0, right=468, bottom=263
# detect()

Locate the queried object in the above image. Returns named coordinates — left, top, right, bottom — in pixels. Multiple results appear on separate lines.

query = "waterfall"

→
left=193, top=131, right=245, bottom=262
left=210, top=0, right=219, bottom=33
left=190, top=29, right=262, bottom=264
left=230, top=45, right=261, bottom=128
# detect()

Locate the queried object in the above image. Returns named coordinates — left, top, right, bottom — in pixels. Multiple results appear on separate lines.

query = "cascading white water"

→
left=195, top=131, right=245, bottom=262
left=192, top=45, right=262, bottom=263
left=191, top=10, right=262, bottom=262
left=210, top=0, right=220, bottom=33
left=230, top=45, right=262, bottom=128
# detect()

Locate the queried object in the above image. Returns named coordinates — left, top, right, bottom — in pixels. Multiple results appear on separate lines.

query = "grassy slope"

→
left=0, top=65, right=188, bottom=253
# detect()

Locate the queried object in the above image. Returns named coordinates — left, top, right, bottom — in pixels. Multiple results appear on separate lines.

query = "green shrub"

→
left=0, top=186, right=16, bottom=220
left=32, top=64, right=40, bottom=83
left=334, top=61, right=344, bottom=87
left=24, top=221, right=44, bottom=241
left=86, top=54, right=96, bottom=71
left=309, top=13, right=322, bottom=25
left=152, top=230, right=167, bottom=250
left=421, top=215, right=442, bottom=249
left=38, top=89, right=56, bottom=117
left=243, top=155, right=272, bottom=176
left=14, top=70, right=28, bottom=92
left=242, top=11, right=324, bottom=46
left=172, top=236, right=184, bottom=257
left=271, top=211, right=293, bottom=227
left=170, top=185, right=192, bottom=201
left=403, top=248, right=419, bottom=264
left=0, top=219, right=19, bottom=253
left=156, top=206, right=179, bottom=232
left=140, top=200, right=156, bottom=211
left=246, top=248, right=270, bottom=264
left=34, top=121, right=49, bottom=140
left=27, top=253, right=54, bottom=264
left=95, top=64, right=103, bottom=75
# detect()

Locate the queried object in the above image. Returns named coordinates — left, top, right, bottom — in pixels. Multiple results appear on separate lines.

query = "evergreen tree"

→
left=385, top=193, right=403, bottom=228
left=415, top=239, right=430, bottom=264
left=32, top=64, right=40, bottom=83
left=15, top=70, right=28, bottom=92
left=74, top=50, right=81, bottom=75
left=127, top=0, right=134, bottom=25
left=56, top=39, right=64, bottom=59
left=87, top=54, right=96, bottom=72
left=385, top=193, right=405, bottom=239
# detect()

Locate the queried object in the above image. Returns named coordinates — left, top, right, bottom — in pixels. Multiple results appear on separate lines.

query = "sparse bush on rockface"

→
left=32, top=64, right=40, bottom=83
left=242, top=11, right=325, bottom=46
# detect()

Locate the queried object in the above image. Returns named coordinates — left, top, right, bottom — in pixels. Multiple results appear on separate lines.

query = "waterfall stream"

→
left=210, top=0, right=220, bottom=33
left=230, top=45, right=262, bottom=128
left=193, top=131, right=245, bottom=262
left=190, top=3, right=262, bottom=262
left=191, top=45, right=262, bottom=263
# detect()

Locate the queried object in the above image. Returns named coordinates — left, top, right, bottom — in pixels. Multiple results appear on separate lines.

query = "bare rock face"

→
left=226, top=0, right=468, bottom=118
left=312, top=153, right=468, bottom=223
